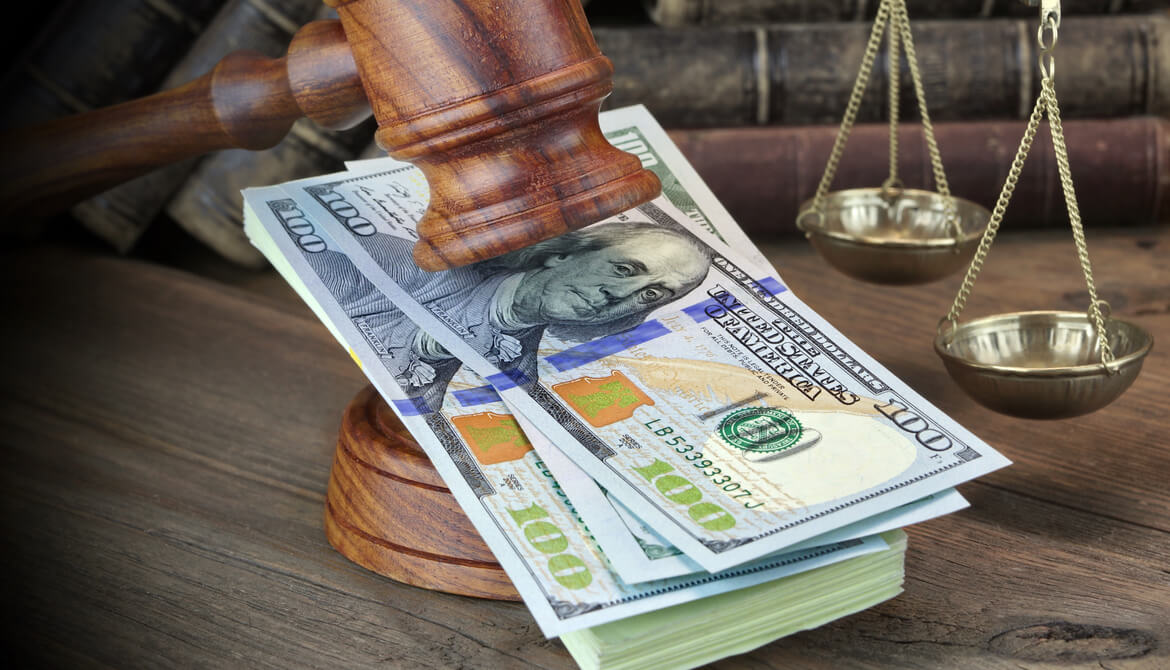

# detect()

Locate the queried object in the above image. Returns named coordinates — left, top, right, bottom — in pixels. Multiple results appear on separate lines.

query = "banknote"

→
left=532, top=417, right=967, bottom=583
left=347, top=138, right=967, bottom=584
left=282, top=152, right=1009, bottom=572
left=344, top=107, right=969, bottom=581
left=522, top=107, right=969, bottom=581
left=243, top=187, right=887, bottom=637
left=329, top=164, right=967, bottom=584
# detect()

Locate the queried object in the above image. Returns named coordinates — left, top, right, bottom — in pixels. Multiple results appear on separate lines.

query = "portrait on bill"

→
left=306, top=215, right=714, bottom=413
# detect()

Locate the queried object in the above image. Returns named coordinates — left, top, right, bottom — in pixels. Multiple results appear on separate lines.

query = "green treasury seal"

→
left=719, top=407, right=803, bottom=453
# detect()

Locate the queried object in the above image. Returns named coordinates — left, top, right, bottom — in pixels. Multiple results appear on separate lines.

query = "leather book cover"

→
left=666, top=117, right=1170, bottom=237
left=646, top=0, right=1170, bottom=27
left=597, top=15, right=1170, bottom=128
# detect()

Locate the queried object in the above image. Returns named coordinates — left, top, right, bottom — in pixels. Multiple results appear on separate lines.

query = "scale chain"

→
left=1044, top=79, right=1115, bottom=364
left=940, top=4, right=1116, bottom=370
left=808, top=0, right=892, bottom=217
left=891, top=0, right=959, bottom=239
left=940, top=94, right=1045, bottom=337
left=886, top=7, right=900, bottom=191
left=805, top=0, right=958, bottom=243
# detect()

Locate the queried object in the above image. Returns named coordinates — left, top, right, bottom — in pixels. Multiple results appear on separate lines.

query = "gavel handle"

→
left=0, top=20, right=371, bottom=217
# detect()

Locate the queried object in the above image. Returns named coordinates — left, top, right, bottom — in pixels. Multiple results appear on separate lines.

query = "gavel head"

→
left=325, top=0, right=661, bottom=271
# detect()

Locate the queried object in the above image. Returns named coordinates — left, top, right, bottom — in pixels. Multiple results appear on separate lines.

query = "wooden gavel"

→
left=0, top=0, right=661, bottom=270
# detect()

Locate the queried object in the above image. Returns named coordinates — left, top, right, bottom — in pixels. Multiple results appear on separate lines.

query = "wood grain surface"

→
left=1, top=227, right=1166, bottom=668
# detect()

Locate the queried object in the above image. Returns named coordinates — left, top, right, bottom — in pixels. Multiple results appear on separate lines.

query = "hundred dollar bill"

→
left=537, top=425, right=967, bottom=583
left=550, top=106, right=972, bottom=580
left=338, top=168, right=967, bottom=585
left=243, top=186, right=887, bottom=637
left=283, top=159, right=1009, bottom=572
left=347, top=143, right=968, bottom=584
left=345, top=107, right=973, bottom=580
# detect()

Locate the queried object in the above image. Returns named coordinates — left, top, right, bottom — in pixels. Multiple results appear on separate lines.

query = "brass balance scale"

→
left=796, top=0, right=1153, bottom=420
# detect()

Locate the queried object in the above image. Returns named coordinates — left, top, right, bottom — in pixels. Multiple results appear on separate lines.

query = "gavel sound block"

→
left=0, top=0, right=661, bottom=600
left=329, top=387, right=521, bottom=600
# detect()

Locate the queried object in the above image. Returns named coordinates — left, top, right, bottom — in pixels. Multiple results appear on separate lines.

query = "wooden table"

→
left=1, top=228, right=1167, bottom=669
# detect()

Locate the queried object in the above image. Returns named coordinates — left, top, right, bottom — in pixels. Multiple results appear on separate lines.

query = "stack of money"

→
left=241, top=105, right=1009, bottom=669
left=561, top=530, right=908, bottom=670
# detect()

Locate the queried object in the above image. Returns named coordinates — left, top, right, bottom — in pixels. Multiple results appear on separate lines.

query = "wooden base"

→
left=324, top=386, right=521, bottom=601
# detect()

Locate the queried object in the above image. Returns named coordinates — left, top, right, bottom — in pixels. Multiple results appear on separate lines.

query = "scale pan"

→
left=797, top=188, right=989, bottom=284
left=934, top=311, right=1153, bottom=419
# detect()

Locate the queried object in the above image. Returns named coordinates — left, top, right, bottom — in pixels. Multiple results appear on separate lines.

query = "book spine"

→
left=645, top=0, right=1170, bottom=27
left=70, top=0, right=325, bottom=253
left=665, top=117, right=1169, bottom=237
left=0, top=0, right=227, bottom=130
left=596, top=15, right=1170, bottom=128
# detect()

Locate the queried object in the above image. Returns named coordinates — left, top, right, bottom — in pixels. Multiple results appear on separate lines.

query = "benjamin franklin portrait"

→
left=308, top=219, right=713, bottom=412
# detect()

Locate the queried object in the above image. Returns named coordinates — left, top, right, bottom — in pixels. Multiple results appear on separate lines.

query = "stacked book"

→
left=4, top=1, right=1167, bottom=268
left=242, top=104, right=1011, bottom=669
left=599, top=0, right=1170, bottom=237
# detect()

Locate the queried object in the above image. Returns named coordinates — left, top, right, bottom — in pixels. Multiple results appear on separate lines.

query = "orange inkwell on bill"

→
left=553, top=371, right=655, bottom=427
left=451, top=412, right=534, bottom=465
